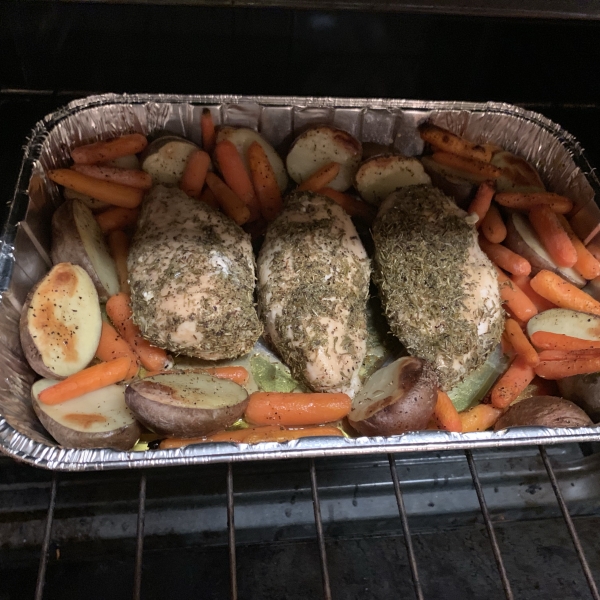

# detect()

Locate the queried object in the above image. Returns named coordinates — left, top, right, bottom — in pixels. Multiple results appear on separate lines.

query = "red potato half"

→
left=348, top=356, right=438, bottom=436
left=526, top=308, right=600, bottom=343
left=32, top=380, right=142, bottom=449
left=420, top=155, right=478, bottom=207
left=125, top=369, right=249, bottom=438
left=140, top=135, right=199, bottom=185
left=20, top=263, right=102, bottom=379
left=491, top=151, right=546, bottom=193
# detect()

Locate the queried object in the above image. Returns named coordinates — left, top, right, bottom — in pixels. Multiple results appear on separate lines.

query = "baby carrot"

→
left=557, top=214, right=600, bottom=279
left=431, top=152, right=502, bottom=180
left=460, top=404, right=503, bottom=432
left=198, top=187, right=220, bottom=210
left=205, top=172, right=251, bottom=225
left=245, top=392, right=352, bottom=427
left=201, top=108, right=216, bottom=154
left=510, top=274, right=556, bottom=313
left=530, top=331, right=600, bottom=352
left=71, top=133, right=148, bottom=165
left=297, top=162, right=341, bottom=192
left=247, top=141, right=283, bottom=221
left=468, top=180, right=496, bottom=226
left=180, top=149, right=211, bottom=199
left=535, top=355, right=600, bottom=380
left=491, top=355, right=536, bottom=409
left=504, top=318, right=539, bottom=366
left=202, top=366, right=249, bottom=386
left=319, top=187, right=376, bottom=224
left=48, top=169, right=143, bottom=209
left=95, top=321, right=139, bottom=379
left=418, top=123, right=494, bottom=163
left=479, top=235, right=531, bottom=276
left=530, top=270, right=600, bottom=316
left=71, top=164, right=152, bottom=190
left=496, top=266, right=538, bottom=323
left=38, top=357, right=132, bottom=405
left=95, top=206, right=140, bottom=234
left=528, top=205, right=577, bottom=268
left=215, top=140, right=261, bottom=221
left=106, top=293, right=169, bottom=372
left=494, top=192, right=573, bottom=214
left=434, top=390, right=462, bottom=432
left=480, top=203, right=507, bottom=244
left=108, top=230, right=130, bottom=294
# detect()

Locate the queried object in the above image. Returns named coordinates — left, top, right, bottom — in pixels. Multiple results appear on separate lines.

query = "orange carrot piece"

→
left=528, top=206, right=577, bottom=268
left=205, top=172, right=251, bottom=225
left=535, top=355, right=600, bottom=380
left=494, top=192, right=573, bottom=214
left=180, top=149, right=211, bottom=198
left=418, top=123, right=494, bottom=162
left=201, top=108, right=216, bottom=154
left=434, top=390, right=462, bottom=432
left=198, top=187, right=220, bottom=210
left=510, top=274, right=556, bottom=312
left=247, top=141, right=283, bottom=222
left=106, top=293, right=169, bottom=372
left=557, top=214, right=600, bottom=279
left=71, top=164, right=152, bottom=190
left=530, top=331, right=600, bottom=352
left=479, top=235, right=531, bottom=276
left=245, top=392, right=352, bottom=427
left=215, top=140, right=261, bottom=221
left=537, top=349, right=600, bottom=362
left=202, top=366, right=249, bottom=386
left=48, top=169, right=143, bottom=209
left=468, top=180, right=496, bottom=226
left=530, top=270, right=600, bottom=316
left=319, top=187, right=376, bottom=223
left=491, top=355, right=536, bottom=409
left=504, top=318, right=539, bottom=367
left=460, top=404, right=503, bottom=432
left=95, top=321, right=139, bottom=379
left=38, top=357, right=132, bottom=405
left=71, top=133, right=148, bottom=165
left=108, top=230, right=130, bottom=294
left=297, top=162, right=341, bottom=192
left=431, top=152, right=502, bottom=179
left=496, top=266, right=538, bottom=323
left=480, top=203, right=507, bottom=244
left=95, top=206, right=139, bottom=234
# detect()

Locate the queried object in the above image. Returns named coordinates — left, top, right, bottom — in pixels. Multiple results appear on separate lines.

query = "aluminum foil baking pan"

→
left=1, top=93, right=599, bottom=471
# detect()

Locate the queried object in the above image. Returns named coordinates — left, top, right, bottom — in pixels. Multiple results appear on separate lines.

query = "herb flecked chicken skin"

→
left=257, top=191, right=371, bottom=396
left=128, top=185, right=262, bottom=359
left=373, top=184, right=504, bottom=390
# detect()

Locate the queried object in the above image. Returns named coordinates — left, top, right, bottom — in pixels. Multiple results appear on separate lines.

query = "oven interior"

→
left=1, top=3, right=600, bottom=599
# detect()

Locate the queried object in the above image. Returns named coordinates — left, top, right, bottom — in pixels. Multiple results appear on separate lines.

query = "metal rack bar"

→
left=227, top=462, right=238, bottom=600
left=539, top=446, right=600, bottom=600
left=34, top=473, right=58, bottom=600
left=387, top=454, right=424, bottom=600
left=309, top=459, right=332, bottom=600
left=465, top=450, right=514, bottom=600
left=133, top=473, right=147, bottom=600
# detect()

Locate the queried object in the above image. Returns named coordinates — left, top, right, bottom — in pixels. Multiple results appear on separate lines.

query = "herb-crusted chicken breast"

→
left=128, top=185, right=262, bottom=359
left=373, top=184, right=503, bottom=390
left=257, top=191, right=370, bottom=396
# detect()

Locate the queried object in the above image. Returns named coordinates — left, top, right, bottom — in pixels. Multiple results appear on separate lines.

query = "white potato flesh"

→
left=491, top=151, right=545, bottom=193
left=26, top=263, right=102, bottom=377
left=216, top=127, right=288, bottom=193
left=511, top=213, right=586, bottom=287
left=355, top=155, right=431, bottom=206
left=72, top=200, right=120, bottom=297
left=32, top=381, right=136, bottom=433
left=106, top=154, right=141, bottom=170
left=141, top=137, right=199, bottom=185
left=286, top=126, right=362, bottom=192
left=527, top=308, right=600, bottom=342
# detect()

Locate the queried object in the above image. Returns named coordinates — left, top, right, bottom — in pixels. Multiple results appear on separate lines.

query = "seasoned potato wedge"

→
left=420, top=155, right=477, bottom=207
left=491, top=151, right=545, bottom=193
left=558, top=374, right=600, bottom=422
left=527, top=308, right=600, bottom=343
left=286, top=125, right=362, bottom=192
left=106, top=154, right=141, bottom=170
left=354, top=155, right=431, bottom=206
left=216, top=126, right=288, bottom=193
left=32, top=379, right=142, bottom=449
left=51, top=198, right=120, bottom=301
left=64, top=188, right=110, bottom=213
left=125, top=369, right=249, bottom=437
left=20, top=263, right=102, bottom=379
left=504, top=212, right=586, bottom=287
left=349, top=357, right=438, bottom=436
left=140, top=135, right=199, bottom=185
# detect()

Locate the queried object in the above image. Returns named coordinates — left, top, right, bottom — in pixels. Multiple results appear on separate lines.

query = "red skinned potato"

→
left=557, top=374, right=600, bottom=422
left=420, top=155, right=477, bottom=208
left=140, top=135, right=200, bottom=185
left=348, top=356, right=438, bottom=436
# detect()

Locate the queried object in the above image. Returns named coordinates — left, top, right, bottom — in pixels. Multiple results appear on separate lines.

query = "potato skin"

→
left=125, top=379, right=249, bottom=438
left=494, top=395, right=593, bottom=430
left=558, top=374, right=600, bottom=422
left=349, top=359, right=438, bottom=436
left=32, top=395, right=143, bottom=450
